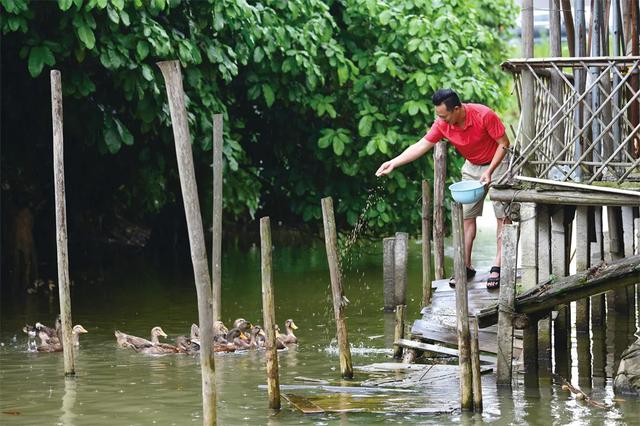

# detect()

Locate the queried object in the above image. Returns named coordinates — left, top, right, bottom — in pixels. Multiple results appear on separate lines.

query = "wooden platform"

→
left=407, top=272, right=523, bottom=360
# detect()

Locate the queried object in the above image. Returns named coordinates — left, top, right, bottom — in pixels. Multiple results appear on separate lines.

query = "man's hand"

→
left=479, top=169, right=492, bottom=185
left=376, top=161, right=395, bottom=177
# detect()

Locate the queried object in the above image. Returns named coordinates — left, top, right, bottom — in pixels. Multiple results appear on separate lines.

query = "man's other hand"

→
left=375, top=161, right=395, bottom=177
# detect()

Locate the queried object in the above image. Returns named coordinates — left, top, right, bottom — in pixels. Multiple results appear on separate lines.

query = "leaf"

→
left=333, top=138, right=345, bottom=156
left=111, top=0, right=125, bottom=10
left=318, top=132, right=332, bottom=149
left=114, top=118, right=134, bottom=145
left=136, top=40, right=149, bottom=60
left=253, top=46, right=264, bottom=63
left=28, top=46, right=55, bottom=77
left=358, top=116, right=372, bottom=137
left=262, top=84, right=275, bottom=107
left=107, top=5, right=119, bottom=24
left=379, top=10, right=392, bottom=25
left=104, top=128, right=121, bottom=154
left=77, top=23, right=96, bottom=49
left=141, top=64, right=153, bottom=81
left=58, top=0, right=73, bottom=11
left=375, top=56, right=387, bottom=73
left=337, top=65, right=348, bottom=85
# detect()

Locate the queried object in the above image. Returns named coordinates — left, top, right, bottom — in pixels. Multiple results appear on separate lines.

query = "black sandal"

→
left=486, top=266, right=501, bottom=289
left=449, top=267, right=476, bottom=288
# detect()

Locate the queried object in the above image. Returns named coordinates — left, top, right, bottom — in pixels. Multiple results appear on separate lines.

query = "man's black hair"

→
left=432, top=88, right=461, bottom=111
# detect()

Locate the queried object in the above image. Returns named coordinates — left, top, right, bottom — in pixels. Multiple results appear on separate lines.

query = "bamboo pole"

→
left=470, top=318, right=482, bottom=412
left=451, top=202, right=472, bottom=411
left=522, top=0, right=536, bottom=159
left=157, top=60, right=216, bottom=426
left=50, top=70, right=74, bottom=376
left=561, top=0, right=576, bottom=57
left=549, top=0, right=564, bottom=159
left=383, top=237, right=395, bottom=311
left=320, top=197, right=353, bottom=379
left=211, top=114, right=223, bottom=322
left=260, top=217, right=281, bottom=410
left=394, top=232, right=408, bottom=306
left=433, top=141, right=447, bottom=279
left=422, top=181, right=433, bottom=306
left=497, top=223, right=519, bottom=385
left=393, top=304, right=405, bottom=360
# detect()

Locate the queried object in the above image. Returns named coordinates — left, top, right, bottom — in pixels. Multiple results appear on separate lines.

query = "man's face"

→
left=435, top=103, right=460, bottom=125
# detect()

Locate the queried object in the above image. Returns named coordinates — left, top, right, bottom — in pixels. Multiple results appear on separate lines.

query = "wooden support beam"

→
left=422, top=181, right=433, bottom=306
left=393, top=304, right=405, bottom=360
left=211, top=114, right=223, bottom=322
left=157, top=60, right=216, bottom=426
left=470, top=318, right=482, bottom=412
left=452, top=202, right=472, bottom=411
left=383, top=237, right=395, bottom=311
left=551, top=206, right=569, bottom=370
left=491, top=189, right=640, bottom=206
left=433, top=142, right=447, bottom=280
left=575, top=206, right=590, bottom=334
left=520, top=203, right=538, bottom=292
left=537, top=205, right=552, bottom=361
left=50, top=70, right=74, bottom=376
left=591, top=206, right=605, bottom=326
left=477, top=255, right=640, bottom=327
left=394, top=232, right=408, bottom=306
left=394, top=339, right=498, bottom=364
left=321, top=197, right=353, bottom=379
left=497, top=223, right=518, bottom=385
left=260, top=217, right=281, bottom=410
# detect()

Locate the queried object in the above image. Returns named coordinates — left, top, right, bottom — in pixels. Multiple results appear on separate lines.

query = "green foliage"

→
left=2, top=0, right=516, bottom=234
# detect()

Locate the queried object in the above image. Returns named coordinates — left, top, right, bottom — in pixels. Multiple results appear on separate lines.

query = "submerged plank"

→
left=394, top=338, right=498, bottom=363
left=282, top=393, right=325, bottom=414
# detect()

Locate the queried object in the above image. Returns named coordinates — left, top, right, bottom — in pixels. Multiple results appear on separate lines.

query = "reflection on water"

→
left=0, top=242, right=638, bottom=425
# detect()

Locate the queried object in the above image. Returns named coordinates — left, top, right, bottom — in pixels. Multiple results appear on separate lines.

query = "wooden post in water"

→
left=260, top=217, right=281, bottom=410
left=521, top=0, right=536, bottom=158
left=451, top=202, right=472, bottom=410
left=591, top=206, right=605, bottom=326
left=422, top=181, right=433, bottom=306
left=551, top=206, right=568, bottom=372
left=321, top=197, right=353, bottom=379
left=393, top=304, right=405, bottom=359
left=394, top=232, right=408, bottom=306
left=50, top=70, right=74, bottom=376
left=607, top=207, right=628, bottom=313
left=496, top=223, right=519, bottom=385
left=635, top=218, right=640, bottom=255
left=433, top=142, right=447, bottom=280
left=519, top=203, right=538, bottom=381
left=621, top=207, right=636, bottom=313
left=211, top=114, right=223, bottom=322
left=470, top=318, right=482, bottom=412
left=157, top=60, right=216, bottom=426
left=575, top=206, right=590, bottom=333
left=537, top=205, right=551, bottom=362
left=383, top=237, right=395, bottom=311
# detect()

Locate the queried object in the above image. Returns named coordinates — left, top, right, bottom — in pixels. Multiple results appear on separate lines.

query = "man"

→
left=375, top=88, right=511, bottom=289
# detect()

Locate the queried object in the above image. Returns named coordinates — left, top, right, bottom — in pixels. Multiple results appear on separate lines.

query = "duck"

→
left=36, top=325, right=88, bottom=352
left=35, top=316, right=61, bottom=345
left=175, top=335, right=200, bottom=355
left=184, top=324, right=235, bottom=353
left=115, top=326, right=167, bottom=349
left=248, top=325, right=266, bottom=349
left=227, top=328, right=250, bottom=350
left=22, top=325, right=38, bottom=352
left=213, top=321, right=229, bottom=343
left=272, top=325, right=288, bottom=350
left=280, top=319, right=298, bottom=345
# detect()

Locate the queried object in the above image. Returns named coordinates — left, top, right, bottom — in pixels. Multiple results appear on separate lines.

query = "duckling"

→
left=36, top=325, right=88, bottom=352
left=175, top=335, right=199, bottom=355
left=35, top=316, right=61, bottom=345
left=115, top=326, right=167, bottom=349
left=133, top=341, right=182, bottom=355
left=227, top=328, right=250, bottom=350
left=280, top=319, right=298, bottom=344
left=213, top=321, right=229, bottom=343
left=22, top=325, right=37, bottom=352
left=249, top=325, right=266, bottom=349
left=233, top=318, right=253, bottom=333
left=273, top=325, right=288, bottom=350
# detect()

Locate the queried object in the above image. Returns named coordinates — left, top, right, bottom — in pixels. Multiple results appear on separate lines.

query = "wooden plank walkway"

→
left=407, top=272, right=522, bottom=359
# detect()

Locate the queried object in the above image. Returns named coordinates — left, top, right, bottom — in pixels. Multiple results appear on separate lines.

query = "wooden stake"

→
left=591, top=206, right=605, bottom=326
left=451, top=202, right=472, bottom=411
left=471, top=318, right=483, bottom=412
left=211, top=114, right=223, bottom=322
left=433, top=142, right=447, bottom=280
left=383, top=237, right=395, bottom=311
left=393, top=304, right=405, bottom=360
left=320, top=197, right=353, bottom=379
left=551, top=206, right=568, bottom=374
left=50, top=70, right=74, bottom=376
left=497, top=223, right=519, bottom=385
left=622, top=206, right=636, bottom=314
left=157, top=60, right=216, bottom=426
left=575, top=206, right=590, bottom=333
left=394, top=232, right=408, bottom=306
left=537, top=205, right=551, bottom=361
left=422, top=181, right=433, bottom=306
left=260, top=217, right=280, bottom=410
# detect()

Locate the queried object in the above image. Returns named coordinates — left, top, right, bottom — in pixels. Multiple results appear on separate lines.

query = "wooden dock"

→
left=398, top=272, right=523, bottom=360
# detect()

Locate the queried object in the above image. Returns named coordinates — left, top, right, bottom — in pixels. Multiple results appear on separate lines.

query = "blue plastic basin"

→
left=449, top=180, right=486, bottom=204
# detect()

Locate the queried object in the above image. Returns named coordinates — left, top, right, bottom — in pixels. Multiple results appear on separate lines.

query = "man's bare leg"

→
left=490, top=216, right=512, bottom=280
left=463, top=218, right=477, bottom=270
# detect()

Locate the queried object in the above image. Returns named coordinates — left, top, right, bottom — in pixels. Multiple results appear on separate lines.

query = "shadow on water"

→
left=0, top=239, right=638, bottom=424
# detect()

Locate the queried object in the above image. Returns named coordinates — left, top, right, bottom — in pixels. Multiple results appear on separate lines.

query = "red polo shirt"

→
left=424, top=103, right=506, bottom=165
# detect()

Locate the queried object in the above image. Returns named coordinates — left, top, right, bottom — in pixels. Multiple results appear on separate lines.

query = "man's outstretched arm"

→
left=375, top=137, right=436, bottom=176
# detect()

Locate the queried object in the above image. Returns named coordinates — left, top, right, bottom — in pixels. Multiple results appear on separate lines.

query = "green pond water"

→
left=1, top=224, right=638, bottom=425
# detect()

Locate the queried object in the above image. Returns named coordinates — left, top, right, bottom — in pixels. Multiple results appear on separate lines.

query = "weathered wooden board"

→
left=282, top=393, right=325, bottom=414
left=394, top=339, right=498, bottom=364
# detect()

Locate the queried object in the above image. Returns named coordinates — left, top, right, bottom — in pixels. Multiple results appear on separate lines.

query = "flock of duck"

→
left=22, top=317, right=299, bottom=355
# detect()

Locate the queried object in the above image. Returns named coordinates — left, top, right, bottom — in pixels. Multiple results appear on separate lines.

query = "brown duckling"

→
left=37, top=325, right=88, bottom=352
left=115, top=326, right=167, bottom=349
left=280, top=319, right=298, bottom=344
left=249, top=325, right=266, bottom=349
left=35, top=316, right=61, bottom=345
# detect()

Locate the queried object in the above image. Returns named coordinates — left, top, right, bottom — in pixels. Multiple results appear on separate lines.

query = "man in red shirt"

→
left=376, top=89, right=511, bottom=289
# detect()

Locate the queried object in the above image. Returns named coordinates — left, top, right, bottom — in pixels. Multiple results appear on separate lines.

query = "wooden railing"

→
left=502, top=56, right=640, bottom=185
